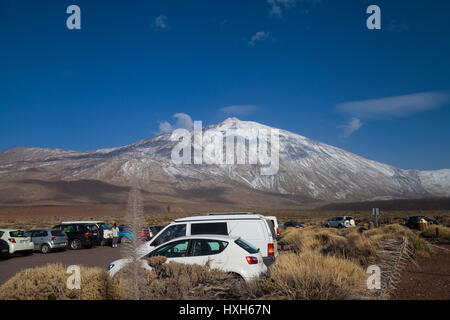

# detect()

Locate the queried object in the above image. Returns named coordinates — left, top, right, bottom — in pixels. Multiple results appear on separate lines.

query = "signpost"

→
left=372, top=208, right=380, bottom=228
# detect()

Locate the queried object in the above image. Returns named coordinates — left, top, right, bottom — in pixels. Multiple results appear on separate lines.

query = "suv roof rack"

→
left=207, top=212, right=254, bottom=215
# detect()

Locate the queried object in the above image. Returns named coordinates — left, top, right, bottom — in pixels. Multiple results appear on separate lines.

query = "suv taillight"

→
left=84, top=232, right=92, bottom=237
left=276, top=227, right=279, bottom=235
left=245, top=256, right=258, bottom=264
left=268, top=243, right=274, bottom=257
left=51, top=236, right=56, bottom=241
left=9, top=238, right=16, bottom=243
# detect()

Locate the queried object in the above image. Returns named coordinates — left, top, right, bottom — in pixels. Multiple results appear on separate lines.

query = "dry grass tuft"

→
left=248, top=251, right=367, bottom=300
left=0, top=263, right=124, bottom=300
left=116, top=257, right=244, bottom=300
left=420, top=225, right=450, bottom=242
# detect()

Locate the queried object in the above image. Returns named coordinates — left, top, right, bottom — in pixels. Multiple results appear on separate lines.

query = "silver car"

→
left=28, top=228, right=68, bottom=253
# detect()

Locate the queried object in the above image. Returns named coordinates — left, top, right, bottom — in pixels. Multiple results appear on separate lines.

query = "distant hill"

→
left=318, top=197, right=450, bottom=211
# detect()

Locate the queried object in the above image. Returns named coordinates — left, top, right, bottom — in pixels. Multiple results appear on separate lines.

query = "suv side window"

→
left=152, top=224, right=186, bottom=247
left=63, top=225, right=75, bottom=233
left=191, top=239, right=227, bottom=256
left=191, top=223, right=228, bottom=236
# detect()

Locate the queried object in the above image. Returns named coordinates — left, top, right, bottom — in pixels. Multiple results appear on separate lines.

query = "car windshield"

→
left=152, top=224, right=186, bottom=247
left=235, top=239, right=259, bottom=254
left=102, top=224, right=112, bottom=229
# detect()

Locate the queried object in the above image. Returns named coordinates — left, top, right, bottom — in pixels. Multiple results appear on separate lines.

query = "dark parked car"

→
left=284, top=221, right=304, bottom=228
left=405, top=216, right=439, bottom=229
left=0, top=238, right=9, bottom=258
left=53, top=223, right=100, bottom=250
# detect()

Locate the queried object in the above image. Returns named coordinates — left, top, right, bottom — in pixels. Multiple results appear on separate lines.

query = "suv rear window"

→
left=235, top=239, right=259, bottom=254
left=51, top=230, right=66, bottom=237
left=191, top=223, right=228, bottom=236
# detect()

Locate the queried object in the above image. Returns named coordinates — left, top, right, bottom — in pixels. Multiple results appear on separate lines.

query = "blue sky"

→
left=1, top=0, right=449, bottom=170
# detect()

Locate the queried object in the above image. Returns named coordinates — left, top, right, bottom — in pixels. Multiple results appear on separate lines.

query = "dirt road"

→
left=0, top=246, right=123, bottom=285
left=390, top=243, right=450, bottom=300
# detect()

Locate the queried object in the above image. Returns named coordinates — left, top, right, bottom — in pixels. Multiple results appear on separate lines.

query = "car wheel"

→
left=70, top=239, right=82, bottom=250
left=338, top=224, right=343, bottom=229
left=41, top=244, right=50, bottom=254
left=325, top=224, right=330, bottom=228
left=228, top=272, right=244, bottom=282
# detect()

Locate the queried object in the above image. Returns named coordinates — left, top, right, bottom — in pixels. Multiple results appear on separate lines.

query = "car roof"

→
left=0, top=229, right=22, bottom=232
left=61, top=221, right=104, bottom=224
left=163, top=234, right=240, bottom=242
left=28, top=228, right=58, bottom=231
left=175, top=214, right=261, bottom=222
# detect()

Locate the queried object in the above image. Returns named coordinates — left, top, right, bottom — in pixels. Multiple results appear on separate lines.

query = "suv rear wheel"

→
left=70, top=239, right=82, bottom=250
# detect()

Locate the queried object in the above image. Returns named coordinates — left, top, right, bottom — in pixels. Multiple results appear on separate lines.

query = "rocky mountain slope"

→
left=0, top=118, right=448, bottom=208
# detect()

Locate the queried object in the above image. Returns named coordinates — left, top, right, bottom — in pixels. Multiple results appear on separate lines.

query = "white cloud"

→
left=154, top=15, right=168, bottom=30
left=336, top=91, right=450, bottom=119
left=340, top=118, right=363, bottom=138
left=220, top=105, right=260, bottom=115
left=267, top=0, right=296, bottom=17
left=248, top=31, right=270, bottom=46
left=158, top=113, right=193, bottom=134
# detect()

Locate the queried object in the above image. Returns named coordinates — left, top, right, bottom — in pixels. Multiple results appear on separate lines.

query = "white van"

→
left=143, top=214, right=278, bottom=265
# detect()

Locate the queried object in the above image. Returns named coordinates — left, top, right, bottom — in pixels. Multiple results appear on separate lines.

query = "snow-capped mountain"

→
left=0, top=118, right=448, bottom=206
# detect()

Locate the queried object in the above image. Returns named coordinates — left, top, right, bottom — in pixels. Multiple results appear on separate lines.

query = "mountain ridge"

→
left=0, top=118, right=448, bottom=207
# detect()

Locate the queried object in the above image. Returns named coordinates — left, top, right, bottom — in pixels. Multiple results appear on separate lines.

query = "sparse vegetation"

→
left=420, top=225, right=450, bottom=242
left=0, top=264, right=123, bottom=300
left=0, top=208, right=447, bottom=300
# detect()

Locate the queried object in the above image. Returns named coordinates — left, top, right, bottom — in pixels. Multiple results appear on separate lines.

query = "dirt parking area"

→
left=390, top=244, right=450, bottom=300
left=0, top=245, right=123, bottom=285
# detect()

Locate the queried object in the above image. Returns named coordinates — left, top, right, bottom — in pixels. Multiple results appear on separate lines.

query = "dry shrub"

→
left=249, top=252, right=366, bottom=300
left=115, top=257, right=244, bottom=300
left=280, top=227, right=380, bottom=265
left=364, top=224, right=433, bottom=257
left=0, top=263, right=124, bottom=300
left=420, top=225, right=450, bottom=242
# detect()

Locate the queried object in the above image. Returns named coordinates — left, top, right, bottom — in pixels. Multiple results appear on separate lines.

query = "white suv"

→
left=324, top=216, right=356, bottom=228
left=107, top=235, right=267, bottom=281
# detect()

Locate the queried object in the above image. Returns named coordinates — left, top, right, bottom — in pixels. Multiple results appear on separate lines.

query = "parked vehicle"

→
left=324, top=216, right=355, bottom=228
left=284, top=221, right=304, bottom=228
left=53, top=223, right=99, bottom=250
left=107, top=235, right=267, bottom=281
left=27, top=228, right=68, bottom=253
left=0, top=238, right=10, bottom=258
left=118, top=225, right=133, bottom=243
left=139, top=226, right=152, bottom=241
left=61, top=221, right=112, bottom=245
left=263, top=216, right=280, bottom=239
left=405, top=216, right=439, bottom=229
left=138, top=213, right=278, bottom=266
left=0, top=229, right=34, bottom=256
